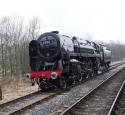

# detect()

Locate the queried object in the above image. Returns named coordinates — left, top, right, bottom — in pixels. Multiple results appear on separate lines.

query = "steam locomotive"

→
left=27, top=31, right=111, bottom=90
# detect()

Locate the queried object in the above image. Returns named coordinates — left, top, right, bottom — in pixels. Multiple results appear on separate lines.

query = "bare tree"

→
left=0, top=16, right=42, bottom=77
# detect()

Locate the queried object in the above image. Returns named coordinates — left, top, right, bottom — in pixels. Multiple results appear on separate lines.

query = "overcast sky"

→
left=0, top=0, right=124, bottom=42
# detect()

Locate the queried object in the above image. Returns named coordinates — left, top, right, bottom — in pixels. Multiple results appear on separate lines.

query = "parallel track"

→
left=109, top=61, right=124, bottom=70
left=60, top=65, right=125, bottom=115
left=108, top=80, right=125, bottom=115
left=0, top=62, right=123, bottom=115
left=0, top=91, right=60, bottom=115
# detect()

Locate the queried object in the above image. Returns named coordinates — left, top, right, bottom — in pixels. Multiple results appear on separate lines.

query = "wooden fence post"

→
left=0, top=86, right=2, bottom=100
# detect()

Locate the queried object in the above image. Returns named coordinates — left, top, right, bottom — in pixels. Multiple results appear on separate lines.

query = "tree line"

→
left=0, top=16, right=125, bottom=78
left=105, top=41, right=125, bottom=62
left=0, top=16, right=41, bottom=78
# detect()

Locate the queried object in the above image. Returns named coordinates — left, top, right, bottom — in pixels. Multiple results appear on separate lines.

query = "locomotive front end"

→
left=28, top=31, right=67, bottom=90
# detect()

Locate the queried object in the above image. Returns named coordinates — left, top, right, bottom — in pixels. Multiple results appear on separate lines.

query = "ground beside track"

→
left=0, top=77, right=38, bottom=104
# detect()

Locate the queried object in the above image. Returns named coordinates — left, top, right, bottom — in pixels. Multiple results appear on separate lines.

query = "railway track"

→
left=60, top=65, right=125, bottom=115
left=110, top=61, right=124, bottom=70
left=0, top=91, right=61, bottom=115
left=0, top=62, right=124, bottom=115
left=108, top=80, right=125, bottom=115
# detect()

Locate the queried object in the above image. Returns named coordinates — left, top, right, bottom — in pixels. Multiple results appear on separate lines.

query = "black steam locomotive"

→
left=27, top=31, right=111, bottom=90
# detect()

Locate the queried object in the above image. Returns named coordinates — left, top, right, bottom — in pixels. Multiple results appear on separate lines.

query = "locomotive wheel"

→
left=38, top=78, right=50, bottom=91
left=72, top=77, right=76, bottom=85
left=59, top=77, right=67, bottom=89
left=90, top=71, right=95, bottom=77
left=105, top=64, right=109, bottom=71
left=39, top=85, right=50, bottom=91
left=104, top=65, right=107, bottom=72
left=94, top=69, right=98, bottom=75
left=77, top=74, right=83, bottom=82
left=99, top=66, right=103, bottom=74
left=86, top=73, right=90, bottom=79
left=102, top=65, right=106, bottom=73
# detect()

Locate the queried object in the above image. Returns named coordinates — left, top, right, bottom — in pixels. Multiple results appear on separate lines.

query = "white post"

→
left=0, top=86, right=2, bottom=100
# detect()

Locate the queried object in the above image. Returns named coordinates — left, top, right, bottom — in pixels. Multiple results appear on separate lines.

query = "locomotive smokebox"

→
left=38, top=32, right=61, bottom=62
left=30, top=32, right=61, bottom=63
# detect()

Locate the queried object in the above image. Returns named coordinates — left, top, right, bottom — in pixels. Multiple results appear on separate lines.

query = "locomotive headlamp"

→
left=51, top=72, right=57, bottom=79
left=26, top=73, right=31, bottom=78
